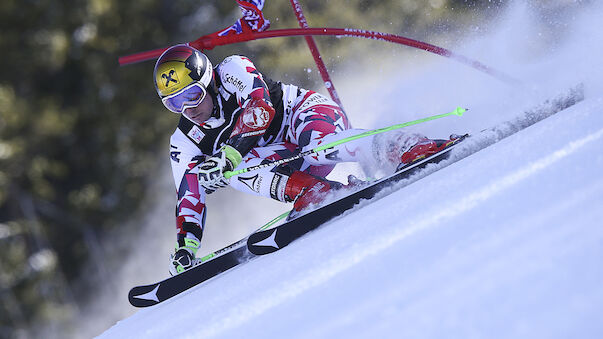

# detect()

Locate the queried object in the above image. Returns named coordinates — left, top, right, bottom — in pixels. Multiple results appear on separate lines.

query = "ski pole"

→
left=224, top=107, right=466, bottom=179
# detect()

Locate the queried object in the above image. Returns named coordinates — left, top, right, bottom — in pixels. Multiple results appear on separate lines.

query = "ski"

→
left=247, top=84, right=585, bottom=255
left=128, top=211, right=289, bottom=307
left=247, top=135, right=468, bottom=255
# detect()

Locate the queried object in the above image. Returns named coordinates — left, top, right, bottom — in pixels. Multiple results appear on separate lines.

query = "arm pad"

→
left=227, top=97, right=276, bottom=156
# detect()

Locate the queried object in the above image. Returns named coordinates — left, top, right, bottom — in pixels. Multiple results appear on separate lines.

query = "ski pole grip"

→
left=224, top=169, right=244, bottom=179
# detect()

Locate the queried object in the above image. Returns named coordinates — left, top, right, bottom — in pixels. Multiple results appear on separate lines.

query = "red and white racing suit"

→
left=168, top=55, right=409, bottom=246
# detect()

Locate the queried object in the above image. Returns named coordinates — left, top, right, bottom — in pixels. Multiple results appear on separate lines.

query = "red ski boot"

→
left=399, top=134, right=464, bottom=166
left=283, top=171, right=343, bottom=212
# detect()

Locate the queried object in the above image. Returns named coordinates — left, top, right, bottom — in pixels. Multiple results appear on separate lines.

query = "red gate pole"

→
left=289, top=0, right=345, bottom=110
left=121, top=28, right=519, bottom=85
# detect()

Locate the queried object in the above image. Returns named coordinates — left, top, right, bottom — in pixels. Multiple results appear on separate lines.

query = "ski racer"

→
left=154, top=44, right=460, bottom=275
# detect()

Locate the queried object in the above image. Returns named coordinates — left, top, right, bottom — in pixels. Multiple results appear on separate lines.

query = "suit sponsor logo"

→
left=170, top=145, right=181, bottom=163
left=238, top=174, right=262, bottom=193
left=299, top=93, right=329, bottom=110
left=187, top=125, right=205, bottom=144
left=240, top=130, right=266, bottom=138
left=270, top=173, right=286, bottom=201
left=224, top=73, right=247, bottom=92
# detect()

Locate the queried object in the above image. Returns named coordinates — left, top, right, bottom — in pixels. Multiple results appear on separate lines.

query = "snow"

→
left=98, top=2, right=603, bottom=338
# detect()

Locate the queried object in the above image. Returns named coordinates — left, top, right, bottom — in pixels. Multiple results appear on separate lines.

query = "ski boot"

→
left=397, top=134, right=465, bottom=169
left=286, top=171, right=343, bottom=213
left=286, top=171, right=368, bottom=217
left=169, top=237, right=201, bottom=276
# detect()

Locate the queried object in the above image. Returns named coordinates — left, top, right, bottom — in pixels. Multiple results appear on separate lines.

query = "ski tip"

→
left=129, top=285, right=161, bottom=307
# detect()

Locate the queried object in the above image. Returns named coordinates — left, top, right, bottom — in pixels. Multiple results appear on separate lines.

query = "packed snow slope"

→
left=101, top=95, right=603, bottom=339
left=99, top=2, right=603, bottom=339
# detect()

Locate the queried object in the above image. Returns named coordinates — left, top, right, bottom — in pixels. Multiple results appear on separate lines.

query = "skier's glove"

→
left=196, top=145, right=242, bottom=194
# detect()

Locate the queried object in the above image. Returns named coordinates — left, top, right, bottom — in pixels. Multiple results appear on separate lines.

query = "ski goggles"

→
left=161, top=82, right=207, bottom=114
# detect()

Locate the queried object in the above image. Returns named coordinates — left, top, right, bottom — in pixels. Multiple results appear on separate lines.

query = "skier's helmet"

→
left=153, top=44, right=215, bottom=114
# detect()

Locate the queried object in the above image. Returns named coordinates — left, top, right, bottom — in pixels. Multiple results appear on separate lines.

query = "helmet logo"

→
left=161, top=69, right=179, bottom=88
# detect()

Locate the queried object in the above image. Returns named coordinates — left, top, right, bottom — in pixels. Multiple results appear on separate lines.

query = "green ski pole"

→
left=224, top=107, right=465, bottom=179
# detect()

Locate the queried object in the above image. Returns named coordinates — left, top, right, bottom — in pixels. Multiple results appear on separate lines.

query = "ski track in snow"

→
left=196, top=103, right=603, bottom=338
left=98, top=2, right=603, bottom=338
